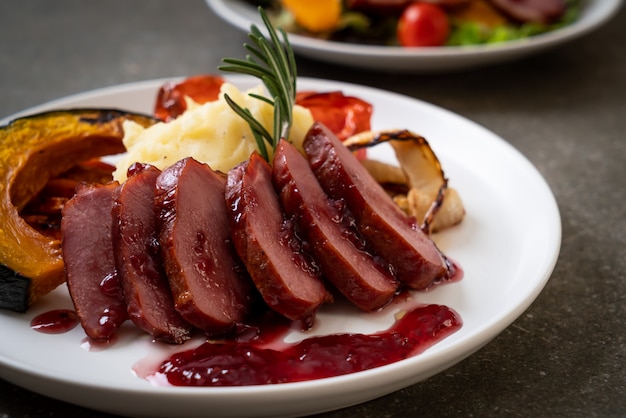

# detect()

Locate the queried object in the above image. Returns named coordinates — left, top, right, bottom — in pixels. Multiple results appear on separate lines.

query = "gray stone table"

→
left=1, top=1, right=624, bottom=417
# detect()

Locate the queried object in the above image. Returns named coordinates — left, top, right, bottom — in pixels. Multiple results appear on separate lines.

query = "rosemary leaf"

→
left=248, top=93, right=275, bottom=106
left=223, top=94, right=271, bottom=160
left=218, top=6, right=296, bottom=162
left=273, top=99, right=282, bottom=149
left=220, top=58, right=270, bottom=78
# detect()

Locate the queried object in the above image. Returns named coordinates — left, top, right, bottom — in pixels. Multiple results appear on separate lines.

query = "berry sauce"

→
left=157, top=303, right=461, bottom=387
left=30, top=309, right=79, bottom=334
left=30, top=262, right=463, bottom=386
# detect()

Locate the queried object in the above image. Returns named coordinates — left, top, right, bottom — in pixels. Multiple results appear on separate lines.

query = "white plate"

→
left=0, top=76, right=561, bottom=418
left=206, top=0, right=622, bottom=72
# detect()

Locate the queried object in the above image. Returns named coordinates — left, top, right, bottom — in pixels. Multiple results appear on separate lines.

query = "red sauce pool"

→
left=31, top=262, right=463, bottom=386
left=30, top=309, right=79, bottom=334
left=157, top=304, right=461, bottom=387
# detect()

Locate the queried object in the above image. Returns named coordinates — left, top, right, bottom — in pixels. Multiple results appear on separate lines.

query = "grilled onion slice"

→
left=345, top=129, right=465, bottom=233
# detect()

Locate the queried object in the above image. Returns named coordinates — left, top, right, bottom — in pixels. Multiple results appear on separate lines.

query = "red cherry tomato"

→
left=154, top=74, right=225, bottom=121
left=397, top=3, right=450, bottom=47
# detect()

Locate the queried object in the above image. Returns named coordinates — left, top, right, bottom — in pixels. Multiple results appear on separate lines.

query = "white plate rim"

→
left=205, top=0, right=623, bottom=71
left=0, top=76, right=562, bottom=417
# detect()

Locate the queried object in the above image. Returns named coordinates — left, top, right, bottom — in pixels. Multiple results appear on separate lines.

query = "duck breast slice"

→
left=273, top=139, right=398, bottom=311
left=225, top=153, right=330, bottom=322
left=112, top=163, right=192, bottom=344
left=155, top=157, right=254, bottom=335
left=61, top=182, right=127, bottom=340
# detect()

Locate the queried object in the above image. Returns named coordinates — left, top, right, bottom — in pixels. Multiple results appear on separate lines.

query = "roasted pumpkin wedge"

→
left=0, top=109, right=157, bottom=312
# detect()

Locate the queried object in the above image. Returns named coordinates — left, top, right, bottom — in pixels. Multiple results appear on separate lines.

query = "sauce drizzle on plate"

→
left=156, top=303, right=462, bottom=387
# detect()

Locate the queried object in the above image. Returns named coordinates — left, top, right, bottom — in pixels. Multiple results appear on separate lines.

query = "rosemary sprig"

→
left=218, top=7, right=297, bottom=162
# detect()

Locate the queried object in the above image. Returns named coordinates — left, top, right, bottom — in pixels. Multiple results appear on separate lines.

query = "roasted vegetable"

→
left=0, top=109, right=157, bottom=312
left=280, top=0, right=342, bottom=32
left=345, top=129, right=465, bottom=234
left=21, top=159, right=117, bottom=241
left=154, top=74, right=225, bottom=122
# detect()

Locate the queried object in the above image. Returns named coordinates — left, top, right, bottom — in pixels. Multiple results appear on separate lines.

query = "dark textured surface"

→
left=1, top=1, right=625, bottom=417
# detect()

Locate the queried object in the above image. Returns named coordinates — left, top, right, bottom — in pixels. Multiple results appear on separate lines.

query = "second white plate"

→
left=206, top=0, right=622, bottom=72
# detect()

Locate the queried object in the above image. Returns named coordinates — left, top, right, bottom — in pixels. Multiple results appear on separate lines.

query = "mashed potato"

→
left=113, top=82, right=314, bottom=182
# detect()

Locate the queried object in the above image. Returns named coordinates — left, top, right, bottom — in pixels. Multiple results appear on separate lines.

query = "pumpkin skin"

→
left=0, top=109, right=157, bottom=311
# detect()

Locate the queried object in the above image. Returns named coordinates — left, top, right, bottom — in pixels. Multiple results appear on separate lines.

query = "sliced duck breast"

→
left=225, top=153, right=330, bottom=322
left=303, top=123, right=449, bottom=289
left=155, top=157, right=254, bottom=335
left=61, top=182, right=127, bottom=340
left=273, top=139, right=398, bottom=310
left=112, top=163, right=192, bottom=344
